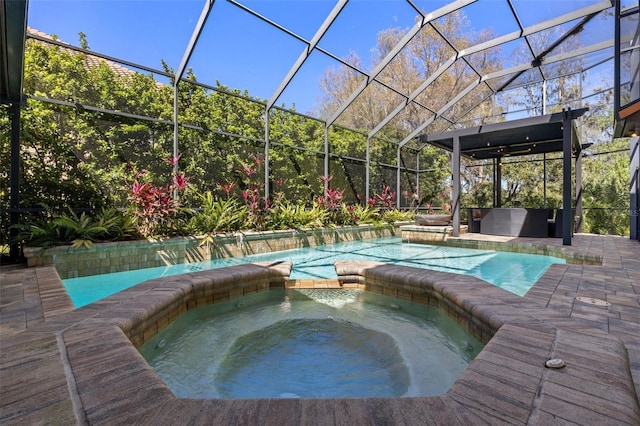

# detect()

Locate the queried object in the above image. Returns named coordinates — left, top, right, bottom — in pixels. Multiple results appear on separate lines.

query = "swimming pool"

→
left=63, top=237, right=565, bottom=307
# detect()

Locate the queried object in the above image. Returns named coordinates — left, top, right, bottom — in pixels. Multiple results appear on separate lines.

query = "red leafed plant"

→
left=316, top=175, right=344, bottom=210
left=375, top=184, right=396, bottom=209
left=126, top=154, right=188, bottom=237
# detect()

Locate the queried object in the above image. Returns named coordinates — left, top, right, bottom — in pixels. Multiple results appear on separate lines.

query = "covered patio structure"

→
left=418, top=108, right=589, bottom=245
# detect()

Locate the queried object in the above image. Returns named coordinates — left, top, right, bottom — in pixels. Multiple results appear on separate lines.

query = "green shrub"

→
left=190, top=191, right=248, bottom=234
left=13, top=208, right=138, bottom=248
left=381, top=209, right=415, bottom=223
left=264, top=201, right=328, bottom=230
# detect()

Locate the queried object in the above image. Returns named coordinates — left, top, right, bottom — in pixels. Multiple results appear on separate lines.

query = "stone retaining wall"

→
left=23, top=223, right=404, bottom=279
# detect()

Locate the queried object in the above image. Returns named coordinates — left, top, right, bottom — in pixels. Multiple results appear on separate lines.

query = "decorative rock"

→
left=545, top=358, right=566, bottom=369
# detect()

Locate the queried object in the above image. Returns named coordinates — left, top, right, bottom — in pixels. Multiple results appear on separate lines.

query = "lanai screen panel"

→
left=20, top=2, right=616, bottom=148
left=18, top=0, right=622, bottom=209
left=24, top=0, right=618, bottom=142
left=270, top=145, right=324, bottom=203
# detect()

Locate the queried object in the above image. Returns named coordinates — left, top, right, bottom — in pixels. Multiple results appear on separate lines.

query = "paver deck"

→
left=1, top=233, right=639, bottom=425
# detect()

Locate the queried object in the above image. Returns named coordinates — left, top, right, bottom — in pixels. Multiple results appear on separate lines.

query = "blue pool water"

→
left=63, top=237, right=565, bottom=307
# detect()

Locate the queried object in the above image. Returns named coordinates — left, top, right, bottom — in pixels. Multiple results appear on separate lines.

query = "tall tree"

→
left=314, top=11, right=500, bottom=207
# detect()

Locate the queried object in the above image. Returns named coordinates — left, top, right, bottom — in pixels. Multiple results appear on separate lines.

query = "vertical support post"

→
left=416, top=150, right=420, bottom=210
left=543, top=153, right=547, bottom=208
left=614, top=0, right=622, bottom=123
left=365, top=136, right=371, bottom=202
left=542, top=80, right=547, bottom=115
left=396, top=146, right=401, bottom=208
left=9, top=103, right=21, bottom=260
left=562, top=110, right=573, bottom=246
left=172, top=84, right=180, bottom=200
left=452, top=136, right=461, bottom=237
left=495, top=159, right=502, bottom=207
left=324, top=125, right=329, bottom=193
left=631, top=136, right=639, bottom=240
left=492, top=158, right=496, bottom=207
left=575, top=148, right=583, bottom=233
left=264, top=107, right=270, bottom=200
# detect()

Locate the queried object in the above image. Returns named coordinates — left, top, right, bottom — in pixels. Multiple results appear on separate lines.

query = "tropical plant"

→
left=191, top=191, right=247, bottom=234
left=52, top=210, right=109, bottom=248
left=125, top=155, right=189, bottom=238
left=93, top=207, right=139, bottom=241
left=297, top=204, right=331, bottom=228
left=381, top=208, right=415, bottom=224
left=370, top=185, right=396, bottom=209
left=13, top=220, right=68, bottom=249
left=264, top=201, right=328, bottom=230
left=12, top=208, right=136, bottom=249
left=341, top=203, right=380, bottom=225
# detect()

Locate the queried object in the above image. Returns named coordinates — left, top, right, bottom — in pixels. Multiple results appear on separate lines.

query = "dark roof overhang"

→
left=418, top=108, right=589, bottom=160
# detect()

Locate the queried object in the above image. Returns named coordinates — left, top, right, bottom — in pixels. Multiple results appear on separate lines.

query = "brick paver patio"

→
left=1, top=233, right=639, bottom=424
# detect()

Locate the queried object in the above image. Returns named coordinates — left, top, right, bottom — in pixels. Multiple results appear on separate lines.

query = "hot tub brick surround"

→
left=97, top=263, right=291, bottom=349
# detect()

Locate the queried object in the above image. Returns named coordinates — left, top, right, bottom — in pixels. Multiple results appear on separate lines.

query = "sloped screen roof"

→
left=24, top=0, right=626, bottom=144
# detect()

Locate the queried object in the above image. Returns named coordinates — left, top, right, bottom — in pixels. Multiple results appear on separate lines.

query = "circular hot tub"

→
left=140, top=289, right=483, bottom=398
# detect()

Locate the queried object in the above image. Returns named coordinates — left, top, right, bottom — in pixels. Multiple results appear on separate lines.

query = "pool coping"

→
left=2, top=252, right=640, bottom=424
left=401, top=225, right=603, bottom=265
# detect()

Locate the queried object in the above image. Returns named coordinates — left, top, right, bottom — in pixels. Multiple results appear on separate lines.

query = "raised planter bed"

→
left=23, top=223, right=407, bottom=279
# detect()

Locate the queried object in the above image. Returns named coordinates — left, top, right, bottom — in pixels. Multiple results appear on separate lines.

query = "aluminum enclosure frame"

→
left=4, top=0, right=638, bottom=260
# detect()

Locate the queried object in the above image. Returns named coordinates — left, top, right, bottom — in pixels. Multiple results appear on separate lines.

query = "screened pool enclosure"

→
left=2, top=0, right=640, bottom=258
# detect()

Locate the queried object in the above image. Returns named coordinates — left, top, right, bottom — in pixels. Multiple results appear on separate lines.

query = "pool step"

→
left=285, top=279, right=343, bottom=289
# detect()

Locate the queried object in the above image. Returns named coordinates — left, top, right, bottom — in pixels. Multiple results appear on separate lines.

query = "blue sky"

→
left=27, top=0, right=614, bottom=115
left=28, top=0, right=421, bottom=114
